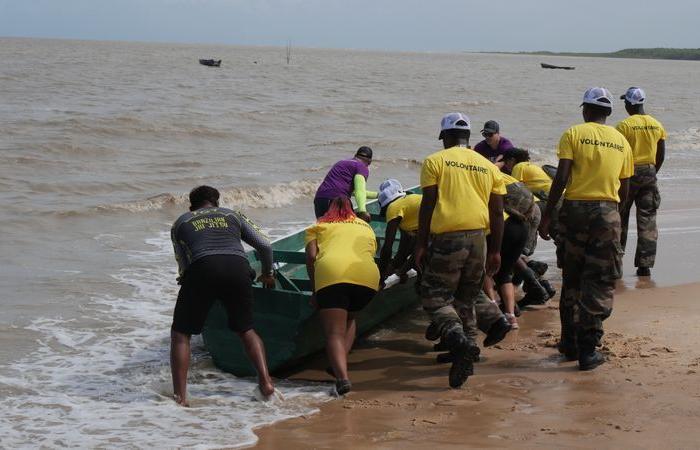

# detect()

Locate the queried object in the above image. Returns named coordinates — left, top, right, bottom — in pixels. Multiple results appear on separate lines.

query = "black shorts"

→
left=173, top=254, right=255, bottom=335
left=316, top=283, right=376, bottom=312
left=494, top=217, right=529, bottom=285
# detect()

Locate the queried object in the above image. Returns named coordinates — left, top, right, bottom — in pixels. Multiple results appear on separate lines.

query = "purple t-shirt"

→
left=315, top=158, right=369, bottom=200
left=473, top=136, right=514, bottom=163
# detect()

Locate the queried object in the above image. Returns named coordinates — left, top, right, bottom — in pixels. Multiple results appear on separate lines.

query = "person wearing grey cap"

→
left=539, top=87, right=634, bottom=371
left=414, top=112, right=506, bottom=388
left=474, top=120, right=514, bottom=165
left=616, top=87, right=667, bottom=277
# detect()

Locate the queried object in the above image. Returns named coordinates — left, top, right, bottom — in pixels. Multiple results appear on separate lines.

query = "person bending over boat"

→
left=414, top=112, right=506, bottom=389
left=170, top=185, right=276, bottom=406
left=473, top=120, right=514, bottom=166
left=377, top=179, right=421, bottom=283
left=305, top=196, right=380, bottom=395
left=314, top=146, right=377, bottom=222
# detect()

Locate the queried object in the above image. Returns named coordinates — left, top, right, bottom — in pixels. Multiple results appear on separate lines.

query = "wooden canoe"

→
left=540, top=62, right=575, bottom=70
left=202, top=187, right=422, bottom=376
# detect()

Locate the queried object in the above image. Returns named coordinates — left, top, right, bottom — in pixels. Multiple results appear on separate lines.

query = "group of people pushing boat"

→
left=169, top=86, right=666, bottom=405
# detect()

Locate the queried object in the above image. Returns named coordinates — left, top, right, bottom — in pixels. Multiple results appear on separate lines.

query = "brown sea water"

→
left=1, top=37, right=699, bottom=447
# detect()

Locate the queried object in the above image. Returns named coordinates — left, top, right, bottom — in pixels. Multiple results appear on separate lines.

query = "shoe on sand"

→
left=636, top=267, right=651, bottom=277
left=578, top=351, right=605, bottom=371
left=335, top=379, right=352, bottom=396
left=446, top=331, right=480, bottom=388
left=483, top=316, right=512, bottom=347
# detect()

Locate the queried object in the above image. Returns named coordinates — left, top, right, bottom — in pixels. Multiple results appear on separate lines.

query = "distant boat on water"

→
left=540, top=62, right=575, bottom=70
left=199, top=59, right=222, bottom=67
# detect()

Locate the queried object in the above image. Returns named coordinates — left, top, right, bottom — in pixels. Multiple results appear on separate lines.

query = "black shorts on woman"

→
left=315, top=283, right=376, bottom=312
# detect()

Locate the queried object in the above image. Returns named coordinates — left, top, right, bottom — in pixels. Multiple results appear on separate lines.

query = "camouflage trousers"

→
left=558, top=200, right=623, bottom=343
left=419, top=230, right=495, bottom=340
left=620, top=165, right=660, bottom=269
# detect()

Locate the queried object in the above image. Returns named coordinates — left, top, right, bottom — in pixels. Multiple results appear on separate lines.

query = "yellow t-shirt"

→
left=386, top=194, right=422, bottom=233
left=511, top=162, right=552, bottom=194
left=557, top=122, right=634, bottom=202
left=501, top=173, right=518, bottom=186
left=304, top=217, right=379, bottom=292
left=420, top=146, right=507, bottom=234
left=615, top=114, right=667, bottom=165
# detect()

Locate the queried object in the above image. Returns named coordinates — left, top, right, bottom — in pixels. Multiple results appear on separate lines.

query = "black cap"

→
left=355, top=146, right=373, bottom=159
left=481, top=120, right=500, bottom=134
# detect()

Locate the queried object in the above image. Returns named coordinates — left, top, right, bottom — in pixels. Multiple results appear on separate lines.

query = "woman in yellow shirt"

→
left=305, top=196, right=380, bottom=395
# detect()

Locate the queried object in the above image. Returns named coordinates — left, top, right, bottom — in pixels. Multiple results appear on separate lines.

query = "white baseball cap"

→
left=438, top=112, right=471, bottom=140
left=580, top=87, right=614, bottom=109
left=378, top=179, right=406, bottom=208
left=620, top=87, right=646, bottom=105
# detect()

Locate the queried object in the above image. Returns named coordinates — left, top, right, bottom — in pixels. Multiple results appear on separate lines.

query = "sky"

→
left=1, top=0, right=699, bottom=52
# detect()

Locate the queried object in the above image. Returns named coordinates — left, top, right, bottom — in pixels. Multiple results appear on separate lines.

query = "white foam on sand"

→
left=0, top=232, right=331, bottom=448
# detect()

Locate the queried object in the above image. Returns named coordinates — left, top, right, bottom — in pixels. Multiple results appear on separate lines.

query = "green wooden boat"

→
left=202, top=187, right=422, bottom=376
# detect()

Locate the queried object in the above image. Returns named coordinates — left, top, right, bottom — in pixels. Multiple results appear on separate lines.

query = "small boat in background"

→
left=199, top=59, right=222, bottom=67
left=540, top=62, right=575, bottom=70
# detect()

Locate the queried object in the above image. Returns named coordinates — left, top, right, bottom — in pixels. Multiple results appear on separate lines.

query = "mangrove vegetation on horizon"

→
left=511, top=48, right=700, bottom=61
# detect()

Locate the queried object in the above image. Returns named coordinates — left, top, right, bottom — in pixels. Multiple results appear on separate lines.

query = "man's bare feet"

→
left=259, top=380, right=275, bottom=398
left=173, top=394, right=190, bottom=407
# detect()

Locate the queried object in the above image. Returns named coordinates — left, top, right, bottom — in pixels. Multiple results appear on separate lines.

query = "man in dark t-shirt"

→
left=473, top=120, right=514, bottom=165
left=170, top=185, right=276, bottom=406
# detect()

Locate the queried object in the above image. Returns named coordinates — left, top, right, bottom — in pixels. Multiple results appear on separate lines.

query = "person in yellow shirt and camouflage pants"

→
left=616, top=87, right=667, bottom=277
left=539, top=88, right=634, bottom=371
left=415, top=113, right=506, bottom=388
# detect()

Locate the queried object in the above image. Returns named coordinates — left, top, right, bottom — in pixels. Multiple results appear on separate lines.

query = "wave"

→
left=0, top=232, right=330, bottom=448
left=101, top=179, right=320, bottom=213
left=19, top=116, right=234, bottom=140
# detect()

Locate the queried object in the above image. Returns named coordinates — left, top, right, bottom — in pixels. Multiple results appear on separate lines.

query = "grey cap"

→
left=481, top=120, right=500, bottom=134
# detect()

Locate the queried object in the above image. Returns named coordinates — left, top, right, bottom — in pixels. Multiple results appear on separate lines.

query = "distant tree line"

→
left=523, top=48, right=700, bottom=61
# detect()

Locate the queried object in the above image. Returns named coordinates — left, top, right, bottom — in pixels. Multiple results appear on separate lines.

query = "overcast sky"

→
left=1, top=0, right=698, bottom=52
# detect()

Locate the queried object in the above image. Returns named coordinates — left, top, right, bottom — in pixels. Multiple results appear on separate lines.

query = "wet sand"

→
left=254, top=282, right=700, bottom=449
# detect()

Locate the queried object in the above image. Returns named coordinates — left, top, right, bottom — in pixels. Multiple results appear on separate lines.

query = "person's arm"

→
left=305, top=240, right=318, bottom=304
left=171, top=224, right=186, bottom=283
left=352, top=174, right=372, bottom=222
left=539, top=159, right=572, bottom=240
left=618, top=178, right=630, bottom=208
left=378, top=218, right=400, bottom=280
left=486, top=194, right=504, bottom=276
left=655, top=139, right=665, bottom=173
left=414, top=185, right=437, bottom=270
left=239, top=214, right=275, bottom=288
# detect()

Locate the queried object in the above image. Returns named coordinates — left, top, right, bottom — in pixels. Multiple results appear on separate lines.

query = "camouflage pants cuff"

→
left=423, top=305, right=463, bottom=338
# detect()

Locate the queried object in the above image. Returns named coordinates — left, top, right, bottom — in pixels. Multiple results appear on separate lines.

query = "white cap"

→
left=438, top=112, right=471, bottom=140
left=620, top=87, right=646, bottom=105
left=378, top=179, right=406, bottom=208
left=581, top=87, right=613, bottom=109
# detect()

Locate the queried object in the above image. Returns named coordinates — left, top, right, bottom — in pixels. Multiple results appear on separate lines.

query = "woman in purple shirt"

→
left=314, top=146, right=376, bottom=222
left=473, top=120, right=514, bottom=165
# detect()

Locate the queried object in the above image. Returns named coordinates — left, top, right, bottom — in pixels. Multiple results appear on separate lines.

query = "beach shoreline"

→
left=253, top=281, right=700, bottom=449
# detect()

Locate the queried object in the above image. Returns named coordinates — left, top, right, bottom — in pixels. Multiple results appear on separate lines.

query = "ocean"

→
left=1, top=37, right=699, bottom=448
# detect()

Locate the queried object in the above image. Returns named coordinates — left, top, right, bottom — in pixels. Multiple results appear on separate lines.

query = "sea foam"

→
left=0, top=232, right=330, bottom=448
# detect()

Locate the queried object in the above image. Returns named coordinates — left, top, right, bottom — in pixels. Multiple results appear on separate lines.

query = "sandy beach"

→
left=254, top=280, right=700, bottom=449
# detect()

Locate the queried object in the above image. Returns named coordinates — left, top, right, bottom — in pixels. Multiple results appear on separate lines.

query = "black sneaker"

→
left=483, top=316, right=512, bottom=347
left=335, top=379, right=352, bottom=395
left=425, top=322, right=440, bottom=341
left=446, top=331, right=480, bottom=389
left=558, top=341, right=578, bottom=361
left=636, top=267, right=651, bottom=277
left=539, top=279, right=557, bottom=298
left=527, top=260, right=549, bottom=277
left=578, top=351, right=605, bottom=371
